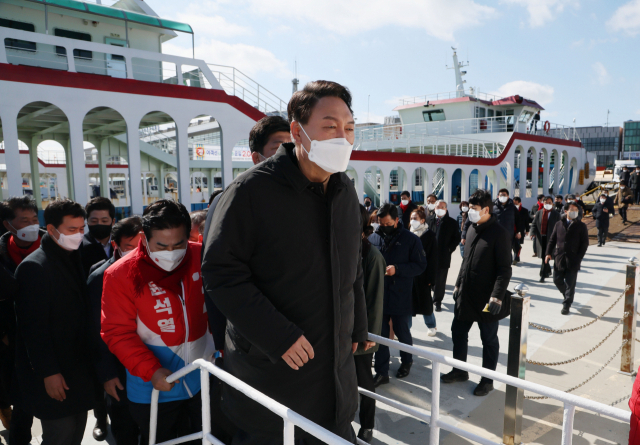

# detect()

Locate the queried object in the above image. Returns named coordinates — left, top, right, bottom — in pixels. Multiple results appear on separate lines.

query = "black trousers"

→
left=40, top=411, right=88, bottom=445
left=512, top=237, right=522, bottom=260
left=432, top=268, right=449, bottom=304
left=539, top=236, right=551, bottom=278
left=9, top=405, right=34, bottom=445
left=620, top=206, right=628, bottom=222
left=93, top=378, right=108, bottom=425
left=451, top=316, right=499, bottom=384
left=106, top=385, right=139, bottom=445
left=597, top=227, right=608, bottom=245
left=553, top=268, right=579, bottom=307
left=354, top=354, right=376, bottom=430
left=129, top=392, right=202, bottom=445
left=635, top=188, right=640, bottom=205
left=375, top=314, right=412, bottom=376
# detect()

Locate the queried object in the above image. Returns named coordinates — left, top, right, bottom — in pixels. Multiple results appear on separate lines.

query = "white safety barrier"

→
left=150, top=334, right=631, bottom=445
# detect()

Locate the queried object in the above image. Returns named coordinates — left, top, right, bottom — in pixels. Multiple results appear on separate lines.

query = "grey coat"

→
left=530, top=208, right=562, bottom=259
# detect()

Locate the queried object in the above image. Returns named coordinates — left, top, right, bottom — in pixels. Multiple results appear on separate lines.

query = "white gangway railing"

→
left=151, top=334, right=630, bottom=445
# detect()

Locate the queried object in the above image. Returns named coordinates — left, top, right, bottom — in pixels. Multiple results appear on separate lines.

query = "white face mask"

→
left=468, top=209, right=481, bottom=223
left=118, top=247, right=133, bottom=257
left=410, top=220, right=421, bottom=230
left=435, top=209, right=446, bottom=217
left=144, top=235, right=186, bottom=272
left=371, top=222, right=380, bottom=231
left=53, top=228, right=83, bottom=251
left=567, top=211, right=578, bottom=220
left=600, top=198, right=606, bottom=203
left=298, top=124, right=353, bottom=174
left=544, top=204, right=553, bottom=211
left=498, top=196, right=508, bottom=203
left=427, top=203, right=435, bottom=211
left=461, top=206, right=469, bottom=212
left=401, top=199, right=409, bottom=206
left=621, top=186, right=626, bottom=190
left=10, top=222, right=39, bottom=243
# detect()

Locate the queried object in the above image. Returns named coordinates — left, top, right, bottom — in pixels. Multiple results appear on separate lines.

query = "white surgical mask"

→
left=410, top=220, right=421, bottom=230
left=461, top=206, right=469, bottom=212
left=567, top=211, right=578, bottom=220
left=10, top=222, right=39, bottom=243
left=435, top=209, right=446, bottom=217
left=567, top=200, right=574, bottom=203
left=118, top=247, right=133, bottom=257
left=53, top=228, right=83, bottom=251
left=371, top=222, right=380, bottom=232
left=621, top=186, right=626, bottom=190
left=498, top=196, right=508, bottom=203
left=144, top=235, right=186, bottom=272
left=600, top=198, right=606, bottom=203
left=544, top=204, right=553, bottom=211
left=427, top=203, right=435, bottom=211
left=468, top=209, right=481, bottom=223
left=299, top=124, right=353, bottom=174
left=401, top=199, right=409, bottom=206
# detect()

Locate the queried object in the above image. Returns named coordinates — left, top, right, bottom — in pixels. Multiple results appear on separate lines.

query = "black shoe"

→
left=357, top=429, right=373, bottom=443
left=93, top=419, right=109, bottom=442
left=515, top=257, right=520, bottom=263
left=441, top=370, right=469, bottom=383
left=373, top=374, right=389, bottom=388
left=396, top=362, right=412, bottom=379
left=473, top=380, right=494, bottom=396
left=539, top=277, right=545, bottom=283
left=561, top=306, right=570, bottom=315
left=597, top=243, right=602, bottom=247
left=512, top=260, right=518, bottom=266
left=434, top=303, right=442, bottom=312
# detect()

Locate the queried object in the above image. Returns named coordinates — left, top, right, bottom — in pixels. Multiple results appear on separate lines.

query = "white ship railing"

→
left=399, top=90, right=502, bottom=105
left=150, top=334, right=629, bottom=445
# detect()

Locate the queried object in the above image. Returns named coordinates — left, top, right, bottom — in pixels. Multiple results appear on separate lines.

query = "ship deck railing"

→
left=149, top=333, right=629, bottom=445
left=399, top=90, right=503, bottom=105
left=0, top=27, right=287, bottom=115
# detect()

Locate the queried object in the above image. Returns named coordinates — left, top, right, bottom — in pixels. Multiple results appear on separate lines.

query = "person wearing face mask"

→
left=368, top=210, right=384, bottom=251
left=249, top=115, right=292, bottom=165
left=425, top=194, right=437, bottom=217
left=398, top=191, right=417, bottom=229
left=14, top=199, right=94, bottom=445
left=458, top=201, right=470, bottom=258
left=364, top=197, right=377, bottom=215
left=372, top=203, right=426, bottom=387
left=530, top=196, right=561, bottom=282
left=101, top=200, right=216, bottom=445
left=631, top=166, right=640, bottom=205
left=87, top=217, right=142, bottom=445
left=592, top=193, right=611, bottom=247
left=426, top=200, right=461, bottom=312
left=545, top=202, right=589, bottom=315
left=410, top=208, right=438, bottom=337
left=529, top=194, right=545, bottom=257
left=493, top=189, right=523, bottom=266
left=442, top=189, right=512, bottom=397
left=620, top=166, right=631, bottom=186
left=0, top=197, right=42, bottom=442
left=565, top=193, right=585, bottom=217
left=512, top=197, right=530, bottom=264
left=614, top=181, right=634, bottom=224
left=554, top=195, right=564, bottom=213
left=202, top=81, right=368, bottom=444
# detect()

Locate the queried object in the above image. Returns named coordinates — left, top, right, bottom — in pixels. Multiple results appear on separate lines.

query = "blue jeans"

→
left=423, top=313, right=436, bottom=329
left=460, top=242, right=465, bottom=258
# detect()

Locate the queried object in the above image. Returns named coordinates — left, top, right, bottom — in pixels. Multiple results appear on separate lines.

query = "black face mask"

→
left=365, top=201, right=371, bottom=207
left=89, top=224, right=112, bottom=240
left=379, top=225, right=395, bottom=237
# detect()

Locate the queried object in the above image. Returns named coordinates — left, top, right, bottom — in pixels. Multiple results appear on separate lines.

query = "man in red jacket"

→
left=101, top=200, right=216, bottom=445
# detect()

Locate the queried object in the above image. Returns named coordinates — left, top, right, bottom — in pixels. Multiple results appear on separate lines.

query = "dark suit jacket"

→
left=80, top=232, right=112, bottom=278
left=426, top=213, right=461, bottom=269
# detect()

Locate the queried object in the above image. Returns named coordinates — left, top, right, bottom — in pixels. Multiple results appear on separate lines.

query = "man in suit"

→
left=426, top=200, right=461, bottom=312
left=512, top=197, right=529, bottom=264
left=364, top=197, right=377, bottom=215
left=530, top=196, right=561, bottom=283
left=398, top=191, right=417, bottom=229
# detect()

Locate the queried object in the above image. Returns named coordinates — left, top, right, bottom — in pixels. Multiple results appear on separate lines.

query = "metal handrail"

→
left=399, top=90, right=502, bottom=105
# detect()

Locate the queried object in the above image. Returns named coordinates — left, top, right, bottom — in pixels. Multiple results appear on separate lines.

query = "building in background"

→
left=574, top=126, right=622, bottom=168
left=623, top=120, right=640, bottom=160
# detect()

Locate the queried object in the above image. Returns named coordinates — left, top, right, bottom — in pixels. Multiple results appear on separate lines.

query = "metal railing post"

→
left=283, top=420, right=295, bottom=445
left=149, top=389, right=159, bottom=445
left=201, top=369, right=211, bottom=445
left=503, top=284, right=530, bottom=445
left=620, top=257, right=638, bottom=375
left=429, top=361, right=441, bottom=445
left=561, top=404, right=576, bottom=445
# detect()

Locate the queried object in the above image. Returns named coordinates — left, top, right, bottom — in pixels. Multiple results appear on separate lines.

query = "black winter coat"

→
left=516, top=205, right=531, bottom=234
left=399, top=201, right=418, bottom=230
left=379, top=224, right=427, bottom=316
left=592, top=202, right=611, bottom=229
left=455, top=216, right=512, bottom=323
left=620, top=170, right=631, bottom=185
left=412, top=229, right=438, bottom=316
left=631, top=172, right=640, bottom=190
left=202, top=144, right=368, bottom=438
left=530, top=208, right=562, bottom=259
left=79, top=232, right=112, bottom=278
left=14, top=234, right=94, bottom=419
left=425, top=213, right=461, bottom=269
left=493, top=198, right=523, bottom=236
left=546, top=216, right=589, bottom=271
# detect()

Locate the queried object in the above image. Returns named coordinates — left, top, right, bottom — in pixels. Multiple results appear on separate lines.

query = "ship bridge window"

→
left=423, top=109, right=446, bottom=122
left=0, top=18, right=36, bottom=52
left=475, top=107, right=486, bottom=118
left=518, top=110, right=533, bottom=123
left=54, top=29, right=92, bottom=60
left=488, top=109, right=495, bottom=118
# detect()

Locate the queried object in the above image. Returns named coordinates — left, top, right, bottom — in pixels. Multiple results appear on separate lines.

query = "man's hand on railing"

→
left=104, top=377, right=124, bottom=402
left=282, top=335, right=315, bottom=371
left=152, top=368, right=179, bottom=392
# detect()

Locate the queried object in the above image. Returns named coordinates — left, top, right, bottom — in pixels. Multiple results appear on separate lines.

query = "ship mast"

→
left=447, top=47, right=469, bottom=98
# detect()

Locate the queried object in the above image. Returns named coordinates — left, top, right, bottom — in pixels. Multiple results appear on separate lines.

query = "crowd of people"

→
left=0, top=79, right=624, bottom=445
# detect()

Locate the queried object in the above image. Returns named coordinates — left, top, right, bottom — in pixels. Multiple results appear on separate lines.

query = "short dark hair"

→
left=498, top=188, right=509, bottom=196
left=459, top=201, right=469, bottom=211
left=44, top=199, right=86, bottom=228
left=249, top=116, right=290, bottom=154
left=377, top=202, right=398, bottom=220
left=568, top=202, right=580, bottom=211
left=0, top=196, right=38, bottom=222
left=427, top=194, right=437, bottom=201
left=468, top=189, right=493, bottom=213
left=364, top=197, right=372, bottom=203
left=537, top=194, right=545, bottom=200
left=190, top=210, right=207, bottom=229
left=142, top=199, right=191, bottom=240
left=401, top=191, right=411, bottom=198
left=545, top=196, right=554, bottom=203
left=555, top=195, right=563, bottom=201
left=85, top=197, right=115, bottom=220
left=112, top=216, right=142, bottom=246
left=513, top=197, right=522, bottom=204
left=209, top=190, right=223, bottom=206
left=287, top=80, right=353, bottom=125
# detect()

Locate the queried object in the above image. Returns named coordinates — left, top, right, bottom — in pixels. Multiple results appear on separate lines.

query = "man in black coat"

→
left=398, top=190, right=418, bottom=229
left=512, top=197, right=529, bottom=264
left=87, top=217, right=142, bottom=445
left=631, top=166, right=640, bottom=205
left=372, top=203, right=426, bottom=387
left=14, top=199, right=94, bottom=445
left=592, top=193, right=611, bottom=247
left=620, top=166, right=631, bottom=187
left=80, top=197, right=115, bottom=279
left=494, top=189, right=523, bottom=265
left=364, top=197, right=377, bottom=215
left=530, top=196, right=562, bottom=282
left=441, top=189, right=512, bottom=397
left=426, top=200, right=461, bottom=312
left=546, top=203, right=589, bottom=315
left=202, top=81, right=368, bottom=444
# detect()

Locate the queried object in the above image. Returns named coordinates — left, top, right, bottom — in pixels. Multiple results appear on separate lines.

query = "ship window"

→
left=475, top=107, right=486, bottom=118
left=487, top=109, right=495, bottom=117
left=0, top=18, right=36, bottom=52
left=422, top=109, right=446, bottom=122
left=518, top=111, right=533, bottom=123
left=54, top=29, right=92, bottom=60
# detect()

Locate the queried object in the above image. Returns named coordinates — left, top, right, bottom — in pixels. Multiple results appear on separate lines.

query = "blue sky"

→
left=153, top=0, right=640, bottom=128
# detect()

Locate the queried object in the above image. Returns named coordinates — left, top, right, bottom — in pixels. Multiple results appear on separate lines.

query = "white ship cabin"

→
left=347, top=50, right=594, bottom=217
left=0, top=0, right=284, bottom=220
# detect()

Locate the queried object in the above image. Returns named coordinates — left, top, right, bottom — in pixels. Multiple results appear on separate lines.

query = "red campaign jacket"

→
left=101, top=241, right=215, bottom=403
